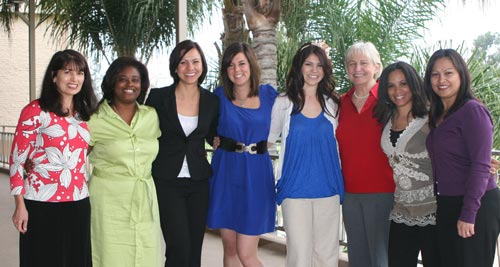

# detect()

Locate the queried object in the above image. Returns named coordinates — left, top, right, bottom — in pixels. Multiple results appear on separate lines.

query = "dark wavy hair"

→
left=99, top=57, right=150, bottom=106
left=373, top=61, right=428, bottom=125
left=424, top=49, right=476, bottom=128
left=169, top=39, right=207, bottom=86
left=285, top=42, right=339, bottom=117
left=220, top=42, right=261, bottom=100
left=39, top=49, right=97, bottom=121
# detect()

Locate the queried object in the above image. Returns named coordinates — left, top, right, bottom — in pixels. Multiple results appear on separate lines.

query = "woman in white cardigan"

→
left=268, top=42, right=344, bottom=267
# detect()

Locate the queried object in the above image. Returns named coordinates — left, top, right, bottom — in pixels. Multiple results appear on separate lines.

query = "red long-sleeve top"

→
left=336, top=84, right=395, bottom=193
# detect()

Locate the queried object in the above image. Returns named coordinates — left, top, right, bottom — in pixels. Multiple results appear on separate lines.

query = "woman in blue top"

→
left=207, top=42, right=278, bottom=267
left=268, top=42, right=344, bottom=267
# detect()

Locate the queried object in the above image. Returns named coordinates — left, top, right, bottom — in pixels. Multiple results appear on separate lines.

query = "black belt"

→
left=219, top=136, right=268, bottom=154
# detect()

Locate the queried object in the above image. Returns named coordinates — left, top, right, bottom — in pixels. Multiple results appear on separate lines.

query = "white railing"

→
left=0, top=126, right=15, bottom=170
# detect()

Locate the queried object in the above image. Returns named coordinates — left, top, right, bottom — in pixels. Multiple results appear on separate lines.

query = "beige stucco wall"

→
left=0, top=16, right=69, bottom=126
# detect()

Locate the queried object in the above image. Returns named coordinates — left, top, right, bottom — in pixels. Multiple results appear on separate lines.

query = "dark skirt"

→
left=20, top=198, right=91, bottom=267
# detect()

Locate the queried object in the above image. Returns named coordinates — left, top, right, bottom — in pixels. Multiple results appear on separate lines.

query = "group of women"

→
left=342, top=43, right=500, bottom=267
left=8, top=38, right=500, bottom=267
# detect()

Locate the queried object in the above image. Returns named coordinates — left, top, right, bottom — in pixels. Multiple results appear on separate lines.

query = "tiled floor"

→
left=0, top=172, right=286, bottom=267
left=2, top=170, right=498, bottom=267
left=202, top=231, right=286, bottom=266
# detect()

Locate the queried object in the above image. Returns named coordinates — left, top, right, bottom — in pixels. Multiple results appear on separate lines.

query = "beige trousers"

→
left=282, top=195, right=340, bottom=267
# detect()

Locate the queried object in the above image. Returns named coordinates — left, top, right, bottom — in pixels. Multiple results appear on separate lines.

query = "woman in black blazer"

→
left=145, top=40, right=219, bottom=267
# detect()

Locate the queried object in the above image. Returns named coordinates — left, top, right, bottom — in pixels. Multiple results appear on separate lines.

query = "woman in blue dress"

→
left=207, top=42, right=278, bottom=267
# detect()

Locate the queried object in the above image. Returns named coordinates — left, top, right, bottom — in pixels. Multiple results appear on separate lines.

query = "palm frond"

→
left=35, top=0, right=216, bottom=61
left=295, top=0, right=445, bottom=92
left=0, top=0, right=15, bottom=33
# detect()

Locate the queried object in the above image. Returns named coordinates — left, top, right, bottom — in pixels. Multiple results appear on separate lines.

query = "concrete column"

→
left=176, top=0, right=187, bottom=43
left=29, top=0, right=36, bottom=101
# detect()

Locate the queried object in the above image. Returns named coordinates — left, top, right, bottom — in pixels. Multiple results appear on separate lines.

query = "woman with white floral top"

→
left=9, top=50, right=97, bottom=267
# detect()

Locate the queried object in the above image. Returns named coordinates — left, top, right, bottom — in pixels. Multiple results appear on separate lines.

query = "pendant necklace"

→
left=236, top=98, right=248, bottom=107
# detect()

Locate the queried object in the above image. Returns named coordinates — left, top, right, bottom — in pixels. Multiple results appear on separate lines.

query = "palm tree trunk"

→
left=222, top=0, right=249, bottom=50
left=243, top=0, right=280, bottom=88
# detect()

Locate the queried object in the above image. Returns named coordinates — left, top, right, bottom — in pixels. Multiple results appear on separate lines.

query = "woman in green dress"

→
left=88, top=57, right=162, bottom=267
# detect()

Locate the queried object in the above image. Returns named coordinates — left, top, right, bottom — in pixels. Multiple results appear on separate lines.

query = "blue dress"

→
left=207, top=84, right=278, bottom=235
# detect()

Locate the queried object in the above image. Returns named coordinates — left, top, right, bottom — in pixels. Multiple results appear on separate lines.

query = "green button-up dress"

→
left=88, top=101, right=162, bottom=267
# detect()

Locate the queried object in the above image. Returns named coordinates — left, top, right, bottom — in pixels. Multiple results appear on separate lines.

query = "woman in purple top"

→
left=425, top=48, right=500, bottom=267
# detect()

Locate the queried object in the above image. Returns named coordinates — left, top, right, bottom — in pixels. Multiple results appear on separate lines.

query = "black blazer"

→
left=145, top=84, right=219, bottom=181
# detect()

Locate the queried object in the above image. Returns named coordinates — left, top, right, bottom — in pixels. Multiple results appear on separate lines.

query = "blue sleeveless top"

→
left=276, top=111, right=344, bottom=205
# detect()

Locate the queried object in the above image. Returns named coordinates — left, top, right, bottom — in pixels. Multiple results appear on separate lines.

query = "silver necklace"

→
left=235, top=98, right=248, bottom=107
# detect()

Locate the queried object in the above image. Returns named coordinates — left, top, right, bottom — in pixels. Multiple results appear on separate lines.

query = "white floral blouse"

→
left=9, top=100, right=90, bottom=202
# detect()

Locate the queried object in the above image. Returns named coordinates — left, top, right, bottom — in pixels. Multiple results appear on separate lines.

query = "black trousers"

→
left=388, top=221, right=440, bottom=267
left=436, top=188, right=500, bottom=267
left=20, top=198, right=92, bottom=267
left=155, top=178, right=209, bottom=267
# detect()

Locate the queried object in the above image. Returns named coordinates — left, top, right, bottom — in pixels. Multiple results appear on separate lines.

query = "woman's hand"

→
left=24, top=158, right=35, bottom=174
left=213, top=137, right=220, bottom=150
left=12, top=195, right=28, bottom=234
left=490, top=157, right=499, bottom=175
left=457, top=220, right=474, bottom=238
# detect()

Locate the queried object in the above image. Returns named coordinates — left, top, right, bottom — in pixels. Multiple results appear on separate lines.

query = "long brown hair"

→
left=373, top=61, right=428, bottom=125
left=285, top=42, right=340, bottom=117
left=424, top=49, right=475, bottom=128
left=39, top=49, right=97, bottom=121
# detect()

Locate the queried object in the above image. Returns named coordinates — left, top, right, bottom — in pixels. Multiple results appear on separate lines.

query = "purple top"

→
left=426, top=99, right=496, bottom=224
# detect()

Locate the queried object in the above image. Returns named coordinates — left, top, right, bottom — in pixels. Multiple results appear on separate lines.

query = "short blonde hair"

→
left=345, top=41, right=383, bottom=79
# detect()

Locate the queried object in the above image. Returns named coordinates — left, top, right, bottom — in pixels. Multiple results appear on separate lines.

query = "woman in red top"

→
left=10, top=50, right=97, bottom=267
left=336, top=41, right=394, bottom=267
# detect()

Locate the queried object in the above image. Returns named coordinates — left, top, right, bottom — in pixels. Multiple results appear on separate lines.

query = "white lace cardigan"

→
left=381, top=116, right=437, bottom=226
